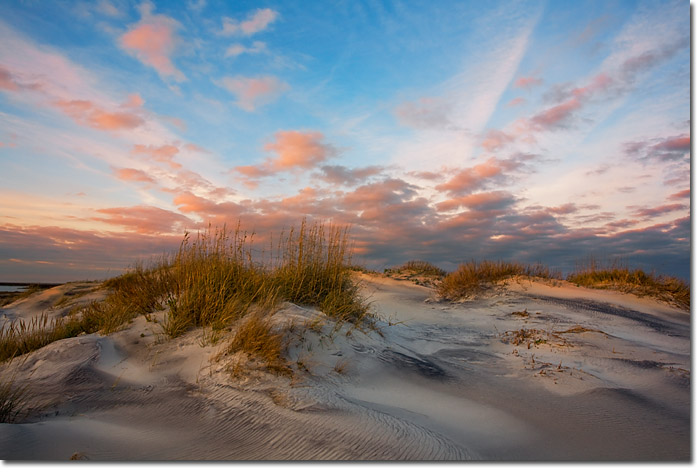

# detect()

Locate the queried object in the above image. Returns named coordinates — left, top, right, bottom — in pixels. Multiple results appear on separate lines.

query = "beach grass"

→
left=567, top=258, right=689, bottom=309
left=385, top=260, right=447, bottom=278
left=0, top=360, right=28, bottom=423
left=437, top=260, right=558, bottom=300
left=0, top=219, right=372, bottom=366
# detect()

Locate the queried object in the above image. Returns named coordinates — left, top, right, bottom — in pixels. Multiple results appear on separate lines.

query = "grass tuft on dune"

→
left=567, top=258, right=689, bottom=310
left=437, top=260, right=558, bottom=300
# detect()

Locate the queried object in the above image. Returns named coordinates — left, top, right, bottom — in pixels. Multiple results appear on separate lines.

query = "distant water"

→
left=0, top=285, right=28, bottom=293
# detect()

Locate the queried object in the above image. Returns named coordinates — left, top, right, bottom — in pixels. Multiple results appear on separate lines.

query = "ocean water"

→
left=0, top=285, right=28, bottom=293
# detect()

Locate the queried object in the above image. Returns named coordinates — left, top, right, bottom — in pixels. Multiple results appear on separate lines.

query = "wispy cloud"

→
left=220, top=8, right=279, bottom=37
left=216, top=75, right=288, bottom=111
left=225, top=41, right=266, bottom=59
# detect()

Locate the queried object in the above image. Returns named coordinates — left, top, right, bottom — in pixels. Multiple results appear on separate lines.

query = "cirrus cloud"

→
left=216, top=75, right=288, bottom=111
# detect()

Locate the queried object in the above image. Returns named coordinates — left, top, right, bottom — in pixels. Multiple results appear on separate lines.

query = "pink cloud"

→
left=217, top=75, right=288, bottom=111
left=513, top=76, right=542, bottom=89
left=184, top=143, right=209, bottom=154
left=668, top=189, right=690, bottom=200
left=264, top=131, right=336, bottom=170
left=122, top=93, right=144, bottom=108
left=435, top=157, right=522, bottom=196
left=54, top=99, right=144, bottom=130
left=132, top=144, right=181, bottom=169
left=173, top=191, right=244, bottom=222
left=0, top=66, right=20, bottom=91
left=653, top=135, right=690, bottom=152
left=507, top=97, right=526, bottom=107
left=571, top=73, right=613, bottom=99
left=624, top=134, right=690, bottom=163
left=529, top=97, right=581, bottom=130
left=221, top=8, right=279, bottom=36
left=632, top=203, right=686, bottom=219
left=94, top=205, right=196, bottom=234
left=120, top=12, right=184, bottom=81
left=481, top=129, right=513, bottom=152
left=114, top=167, right=156, bottom=184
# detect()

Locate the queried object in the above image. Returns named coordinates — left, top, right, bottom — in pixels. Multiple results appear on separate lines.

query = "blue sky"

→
left=0, top=0, right=691, bottom=282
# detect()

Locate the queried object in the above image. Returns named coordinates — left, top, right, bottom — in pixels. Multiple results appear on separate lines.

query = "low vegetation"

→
left=567, top=259, right=689, bottom=310
left=383, top=260, right=447, bottom=288
left=0, top=284, right=57, bottom=307
left=0, top=360, right=29, bottom=423
left=437, top=260, right=558, bottom=300
left=0, top=219, right=372, bottom=370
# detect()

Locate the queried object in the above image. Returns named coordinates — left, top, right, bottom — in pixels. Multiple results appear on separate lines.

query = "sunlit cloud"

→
left=220, top=8, right=279, bottom=37
left=216, top=75, right=288, bottom=111
left=54, top=99, right=144, bottom=130
left=119, top=6, right=185, bottom=81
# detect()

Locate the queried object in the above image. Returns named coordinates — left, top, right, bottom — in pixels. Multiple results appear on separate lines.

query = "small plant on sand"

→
left=438, top=260, right=557, bottom=300
left=0, top=360, right=29, bottom=423
left=567, top=258, right=689, bottom=309
left=226, top=310, right=292, bottom=376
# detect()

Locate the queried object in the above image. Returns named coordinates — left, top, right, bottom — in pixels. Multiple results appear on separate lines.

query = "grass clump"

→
left=0, top=360, right=29, bottom=423
left=226, top=311, right=291, bottom=376
left=385, top=260, right=447, bottom=278
left=438, top=260, right=557, bottom=300
left=0, top=311, right=98, bottom=363
left=567, top=258, right=689, bottom=309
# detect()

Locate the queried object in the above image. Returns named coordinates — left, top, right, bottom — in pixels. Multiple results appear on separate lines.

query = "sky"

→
left=0, top=0, right=691, bottom=283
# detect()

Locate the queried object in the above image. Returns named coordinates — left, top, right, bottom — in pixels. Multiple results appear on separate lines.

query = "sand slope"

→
left=0, top=275, right=690, bottom=460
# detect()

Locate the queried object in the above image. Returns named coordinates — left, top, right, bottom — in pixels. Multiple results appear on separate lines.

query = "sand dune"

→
left=0, top=274, right=690, bottom=460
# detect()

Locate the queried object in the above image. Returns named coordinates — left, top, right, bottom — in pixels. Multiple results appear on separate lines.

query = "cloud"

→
left=264, top=131, right=337, bottom=171
left=623, top=134, right=690, bottom=163
left=173, top=191, right=244, bottom=222
left=132, top=144, right=181, bottom=169
left=529, top=97, right=581, bottom=130
left=119, top=8, right=184, bottom=81
left=314, top=165, right=383, bottom=186
left=481, top=129, right=514, bottom=152
left=94, top=205, right=196, bottom=234
left=54, top=99, right=144, bottom=130
left=507, top=97, right=526, bottom=107
left=513, top=76, right=542, bottom=89
left=113, top=167, right=156, bottom=184
left=394, top=97, right=453, bottom=129
left=0, top=223, right=184, bottom=282
left=631, top=203, right=686, bottom=219
left=435, top=156, right=527, bottom=196
left=0, top=65, right=19, bottom=91
left=668, top=189, right=690, bottom=200
left=436, top=191, right=516, bottom=213
left=225, top=41, right=266, bottom=58
left=216, top=75, right=288, bottom=111
left=234, top=131, right=337, bottom=182
left=221, top=8, right=279, bottom=36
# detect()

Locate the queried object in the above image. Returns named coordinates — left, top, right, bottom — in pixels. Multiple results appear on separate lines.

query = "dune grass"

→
left=567, top=258, right=689, bottom=309
left=0, top=360, right=28, bottom=423
left=437, top=260, right=558, bottom=300
left=385, top=260, right=447, bottom=278
left=0, top=219, right=372, bottom=368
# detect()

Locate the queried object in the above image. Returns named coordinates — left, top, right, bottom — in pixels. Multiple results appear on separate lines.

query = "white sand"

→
left=0, top=275, right=690, bottom=460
